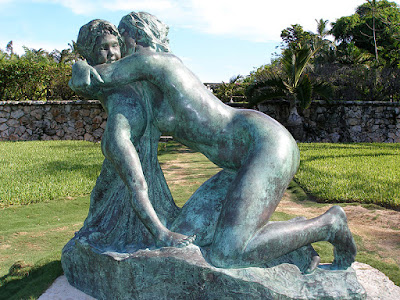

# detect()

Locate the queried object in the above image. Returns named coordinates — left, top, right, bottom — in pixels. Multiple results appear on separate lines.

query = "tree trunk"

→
left=286, top=100, right=304, bottom=141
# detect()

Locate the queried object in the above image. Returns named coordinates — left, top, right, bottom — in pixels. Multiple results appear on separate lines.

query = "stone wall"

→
left=0, top=100, right=399, bottom=143
left=0, top=101, right=106, bottom=142
left=258, top=100, right=400, bottom=143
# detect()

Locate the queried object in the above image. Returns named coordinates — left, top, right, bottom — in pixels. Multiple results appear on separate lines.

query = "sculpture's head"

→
left=76, top=19, right=123, bottom=66
left=118, top=12, right=170, bottom=55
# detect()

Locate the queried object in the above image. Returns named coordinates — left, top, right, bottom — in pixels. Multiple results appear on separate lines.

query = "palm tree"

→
left=311, top=19, right=338, bottom=65
left=246, top=42, right=332, bottom=140
left=316, top=19, right=330, bottom=38
left=216, top=75, right=245, bottom=102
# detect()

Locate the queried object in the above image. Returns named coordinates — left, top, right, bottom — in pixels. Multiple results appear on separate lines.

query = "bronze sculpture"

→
left=62, top=12, right=361, bottom=299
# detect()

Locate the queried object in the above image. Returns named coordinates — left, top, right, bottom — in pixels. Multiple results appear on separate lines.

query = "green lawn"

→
left=296, top=143, right=400, bottom=209
left=1, top=141, right=398, bottom=209
left=0, top=140, right=399, bottom=299
left=0, top=196, right=89, bottom=300
left=0, top=141, right=103, bottom=207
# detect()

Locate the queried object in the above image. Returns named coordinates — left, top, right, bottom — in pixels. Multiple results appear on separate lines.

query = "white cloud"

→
left=32, top=0, right=98, bottom=14
left=186, top=0, right=367, bottom=42
left=0, top=39, right=70, bottom=55
left=102, top=0, right=175, bottom=12
left=37, top=0, right=399, bottom=42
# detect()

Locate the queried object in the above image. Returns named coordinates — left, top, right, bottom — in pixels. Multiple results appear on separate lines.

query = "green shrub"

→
left=0, top=59, right=78, bottom=101
left=0, top=45, right=80, bottom=101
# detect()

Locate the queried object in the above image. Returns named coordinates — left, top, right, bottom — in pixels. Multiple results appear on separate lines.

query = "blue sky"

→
left=0, top=0, right=396, bottom=82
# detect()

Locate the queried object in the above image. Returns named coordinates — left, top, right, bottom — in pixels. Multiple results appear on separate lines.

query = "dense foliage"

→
left=246, top=0, right=400, bottom=104
left=0, top=42, right=79, bottom=101
left=331, top=0, right=400, bottom=66
left=1, top=1, right=400, bottom=102
left=212, top=75, right=248, bottom=103
left=312, top=64, right=400, bottom=101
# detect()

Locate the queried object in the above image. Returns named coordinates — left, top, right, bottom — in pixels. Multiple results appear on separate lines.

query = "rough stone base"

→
left=62, top=240, right=366, bottom=300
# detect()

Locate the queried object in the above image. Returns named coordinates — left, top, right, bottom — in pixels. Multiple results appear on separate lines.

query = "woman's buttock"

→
left=205, top=110, right=298, bottom=170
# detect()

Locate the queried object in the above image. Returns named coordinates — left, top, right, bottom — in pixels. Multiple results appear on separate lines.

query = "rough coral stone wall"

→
left=258, top=100, right=400, bottom=143
left=0, top=101, right=106, bottom=142
left=1, top=100, right=399, bottom=143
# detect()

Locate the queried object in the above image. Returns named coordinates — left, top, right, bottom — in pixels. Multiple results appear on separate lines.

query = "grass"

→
left=0, top=196, right=90, bottom=299
left=157, top=142, right=222, bottom=207
left=0, top=141, right=103, bottom=207
left=0, top=140, right=399, bottom=298
left=1, top=141, right=399, bottom=209
left=296, top=143, right=400, bottom=209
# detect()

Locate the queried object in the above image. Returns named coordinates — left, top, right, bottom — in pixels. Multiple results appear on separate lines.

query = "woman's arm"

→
left=94, top=52, right=183, bottom=88
left=69, top=55, right=156, bottom=96
left=69, top=60, right=105, bottom=98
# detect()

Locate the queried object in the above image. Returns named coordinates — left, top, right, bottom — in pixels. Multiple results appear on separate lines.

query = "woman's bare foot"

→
left=326, top=206, right=357, bottom=269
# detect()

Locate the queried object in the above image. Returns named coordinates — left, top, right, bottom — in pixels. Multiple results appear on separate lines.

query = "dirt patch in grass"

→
left=276, top=193, right=400, bottom=266
left=24, top=242, right=42, bottom=251
left=162, top=158, right=195, bottom=183
left=0, top=245, right=11, bottom=250
left=14, top=232, right=28, bottom=236
left=51, top=226, right=70, bottom=232
left=162, top=153, right=221, bottom=186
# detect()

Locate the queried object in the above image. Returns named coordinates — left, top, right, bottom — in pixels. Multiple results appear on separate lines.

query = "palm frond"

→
left=296, top=74, right=313, bottom=109
left=281, top=45, right=319, bottom=89
left=294, top=47, right=314, bottom=86
left=313, top=81, right=333, bottom=101
left=245, top=73, right=287, bottom=107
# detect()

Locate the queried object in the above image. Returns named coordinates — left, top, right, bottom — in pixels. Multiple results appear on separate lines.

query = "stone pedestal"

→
left=62, top=239, right=366, bottom=300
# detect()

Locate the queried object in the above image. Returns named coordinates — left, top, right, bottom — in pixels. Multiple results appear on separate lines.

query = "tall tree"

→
left=280, top=24, right=312, bottom=50
left=331, top=0, right=400, bottom=66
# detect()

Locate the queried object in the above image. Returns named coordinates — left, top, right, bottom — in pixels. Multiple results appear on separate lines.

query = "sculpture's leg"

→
left=241, top=206, right=356, bottom=269
left=207, top=139, right=296, bottom=267
left=208, top=143, right=356, bottom=269
left=170, top=170, right=236, bottom=246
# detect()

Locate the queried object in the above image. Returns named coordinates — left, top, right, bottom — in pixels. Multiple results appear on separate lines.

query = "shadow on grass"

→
left=302, top=153, right=398, bottom=164
left=47, top=142, right=100, bottom=149
left=158, top=141, right=195, bottom=156
left=45, top=160, right=102, bottom=179
left=299, top=143, right=400, bottom=151
left=0, top=260, right=63, bottom=300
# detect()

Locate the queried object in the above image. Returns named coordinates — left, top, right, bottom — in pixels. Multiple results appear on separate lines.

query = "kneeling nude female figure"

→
left=71, top=13, right=356, bottom=272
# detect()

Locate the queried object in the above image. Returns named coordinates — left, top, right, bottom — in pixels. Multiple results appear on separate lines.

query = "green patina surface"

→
left=60, top=11, right=362, bottom=299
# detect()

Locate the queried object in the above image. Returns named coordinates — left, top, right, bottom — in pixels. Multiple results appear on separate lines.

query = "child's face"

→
left=93, top=34, right=121, bottom=65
